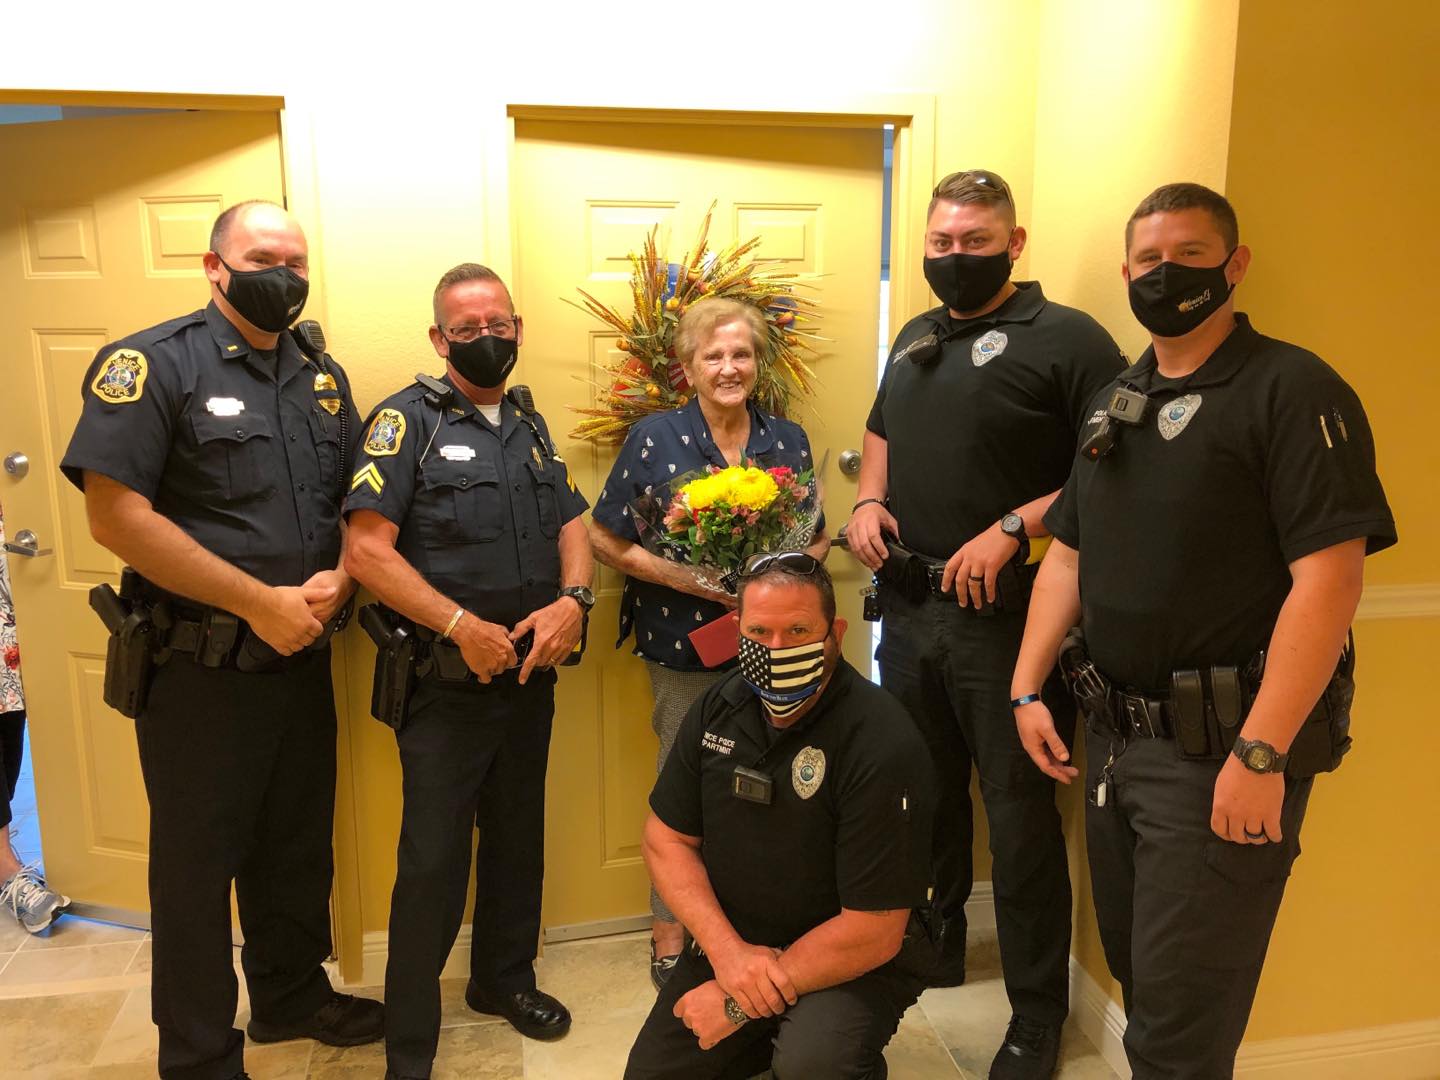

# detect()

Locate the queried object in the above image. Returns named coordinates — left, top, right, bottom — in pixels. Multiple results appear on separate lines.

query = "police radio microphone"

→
left=1081, top=384, right=1150, bottom=462
left=291, top=319, right=327, bottom=358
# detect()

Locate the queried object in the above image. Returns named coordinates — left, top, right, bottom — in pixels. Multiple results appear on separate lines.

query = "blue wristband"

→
left=1010, top=693, right=1042, bottom=708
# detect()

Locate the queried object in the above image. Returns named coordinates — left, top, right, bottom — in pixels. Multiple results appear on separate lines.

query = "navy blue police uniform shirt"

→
left=1046, top=313, right=1397, bottom=692
left=591, top=397, right=821, bottom=671
left=60, top=302, right=362, bottom=587
left=867, top=282, right=1126, bottom=560
left=341, top=374, right=589, bottom=630
left=649, top=657, right=935, bottom=948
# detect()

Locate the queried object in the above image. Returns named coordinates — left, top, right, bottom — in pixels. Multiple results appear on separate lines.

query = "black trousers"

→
left=876, top=590, right=1073, bottom=1023
left=0, top=710, right=24, bottom=829
left=384, top=669, right=555, bottom=1078
left=1084, top=727, right=1312, bottom=1079
left=137, top=651, right=337, bottom=1080
left=625, top=949, right=921, bottom=1080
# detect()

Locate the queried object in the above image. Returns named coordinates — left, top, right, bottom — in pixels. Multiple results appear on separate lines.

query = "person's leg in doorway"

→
left=0, top=711, right=70, bottom=934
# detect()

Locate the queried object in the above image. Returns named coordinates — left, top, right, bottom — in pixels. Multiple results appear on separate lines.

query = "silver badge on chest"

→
left=1157, top=394, right=1203, bottom=441
left=971, top=330, right=1008, bottom=367
left=791, top=746, right=826, bottom=800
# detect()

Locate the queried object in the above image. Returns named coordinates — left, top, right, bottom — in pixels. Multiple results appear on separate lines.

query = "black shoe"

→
left=650, top=938, right=680, bottom=992
left=247, top=991, right=385, bottom=1047
left=988, top=1015, right=1061, bottom=1079
left=465, top=981, right=571, bottom=1040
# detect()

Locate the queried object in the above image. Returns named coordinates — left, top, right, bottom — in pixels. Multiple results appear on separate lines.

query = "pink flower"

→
left=731, top=525, right=744, bottom=536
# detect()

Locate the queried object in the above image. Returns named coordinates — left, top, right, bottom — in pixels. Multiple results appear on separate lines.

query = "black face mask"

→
left=216, top=255, right=309, bottom=333
left=923, top=246, right=1013, bottom=314
left=1127, top=250, right=1236, bottom=338
left=446, top=334, right=518, bottom=389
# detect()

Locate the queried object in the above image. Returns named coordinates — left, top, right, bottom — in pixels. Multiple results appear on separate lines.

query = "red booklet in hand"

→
left=688, top=611, right=740, bottom=667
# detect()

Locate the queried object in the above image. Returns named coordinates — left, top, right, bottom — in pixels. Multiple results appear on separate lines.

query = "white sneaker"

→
left=0, top=864, right=72, bottom=934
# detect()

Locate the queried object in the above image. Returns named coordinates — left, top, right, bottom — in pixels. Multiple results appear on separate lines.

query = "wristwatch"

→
left=1232, top=736, right=1288, bottom=774
left=1000, top=512, right=1030, bottom=564
left=723, top=995, right=750, bottom=1026
left=558, top=586, right=595, bottom=613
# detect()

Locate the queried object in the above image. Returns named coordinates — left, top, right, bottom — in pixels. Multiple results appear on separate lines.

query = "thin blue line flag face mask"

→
left=737, top=634, right=827, bottom=719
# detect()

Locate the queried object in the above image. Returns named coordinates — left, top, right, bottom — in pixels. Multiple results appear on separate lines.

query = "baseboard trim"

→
left=1355, top=583, right=1440, bottom=621
left=1068, top=957, right=1440, bottom=1079
left=965, top=880, right=996, bottom=931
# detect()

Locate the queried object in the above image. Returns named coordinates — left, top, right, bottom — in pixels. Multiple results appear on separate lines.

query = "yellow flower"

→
left=729, top=467, right=779, bottom=510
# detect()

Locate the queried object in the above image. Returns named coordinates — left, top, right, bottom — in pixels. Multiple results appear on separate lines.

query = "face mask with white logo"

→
left=216, top=254, right=309, bottom=333
left=737, top=634, right=828, bottom=719
left=1127, top=250, right=1236, bottom=338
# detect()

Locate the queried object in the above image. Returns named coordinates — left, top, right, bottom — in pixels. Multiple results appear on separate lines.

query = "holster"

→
left=1282, top=633, right=1356, bottom=778
left=359, top=604, right=416, bottom=729
left=89, top=576, right=158, bottom=719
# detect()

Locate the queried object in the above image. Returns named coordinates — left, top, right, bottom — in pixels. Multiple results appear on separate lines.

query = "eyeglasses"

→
left=440, top=317, right=520, bottom=343
left=738, top=551, right=822, bottom=579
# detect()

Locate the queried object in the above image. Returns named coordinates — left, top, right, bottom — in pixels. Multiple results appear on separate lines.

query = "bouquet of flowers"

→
left=567, top=204, right=824, bottom=445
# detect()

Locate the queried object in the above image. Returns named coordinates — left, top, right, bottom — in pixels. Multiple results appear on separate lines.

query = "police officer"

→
left=846, top=169, right=1125, bottom=1077
left=343, top=263, right=593, bottom=1080
left=624, top=554, right=934, bottom=1080
left=60, top=200, right=383, bottom=1080
left=1011, top=183, right=1396, bottom=1079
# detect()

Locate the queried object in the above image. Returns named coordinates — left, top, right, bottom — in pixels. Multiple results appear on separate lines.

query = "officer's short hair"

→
left=675, top=298, right=768, bottom=364
left=736, top=560, right=837, bottom=625
left=1126, top=183, right=1240, bottom=253
left=928, top=169, right=1016, bottom=226
left=209, top=199, right=283, bottom=256
left=433, top=263, right=514, bottom=324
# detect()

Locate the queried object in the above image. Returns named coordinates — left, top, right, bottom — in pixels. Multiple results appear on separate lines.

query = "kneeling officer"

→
left=344, top=263, right=594, bottom=1080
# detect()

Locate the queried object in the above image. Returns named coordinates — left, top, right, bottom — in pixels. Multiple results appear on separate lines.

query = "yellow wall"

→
left=1221, top=1, right=1440, bottom=1040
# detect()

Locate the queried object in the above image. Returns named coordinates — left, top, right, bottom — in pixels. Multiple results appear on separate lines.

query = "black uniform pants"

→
left=384, top=669, right=555, bottom=1078
left=137, top=651, right=337, bottom=1080
left=624, top=949, right=921, bottom=1080
left=876, top=590, right=1072, bottom=1023
left=1083, top=727, right=1312, bottom=1079
left=0, top=710, right=24, bottom=829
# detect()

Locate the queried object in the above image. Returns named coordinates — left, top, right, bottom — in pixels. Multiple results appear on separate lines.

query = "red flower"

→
left=3, top=645, right=18, bottom=671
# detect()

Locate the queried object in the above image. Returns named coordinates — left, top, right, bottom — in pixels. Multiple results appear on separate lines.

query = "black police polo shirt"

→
left=649, top=657, right=935, bottom=948
left=867, top=282, right=1125, bottom=560
left=60, top=303, right=361, bottom=587
left=342, top=374, right=589, bottom=629
left=1046, top=313, right=1397, bottom=692
left=592, top=398, right=821, bottom=671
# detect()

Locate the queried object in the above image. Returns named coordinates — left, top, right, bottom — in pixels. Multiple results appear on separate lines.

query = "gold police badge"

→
left=364, top=408, right=406, bottom=456
left=792, top=746, right=826, bottom=800
left=313, top=371, right=341, bottom=415
left=90, top=348, right=148, bottom=404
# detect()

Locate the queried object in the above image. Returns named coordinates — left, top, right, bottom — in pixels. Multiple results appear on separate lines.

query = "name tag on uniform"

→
left=206, top=397, right=245, bottom=417
left=439, top=445, right=476, bottom=462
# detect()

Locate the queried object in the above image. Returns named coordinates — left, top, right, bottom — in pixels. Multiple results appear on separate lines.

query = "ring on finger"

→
left=1243, top=827, right=1267, bottom=841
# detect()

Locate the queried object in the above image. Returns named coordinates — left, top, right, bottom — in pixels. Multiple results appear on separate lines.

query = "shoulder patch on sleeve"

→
left=90, top=348, right=148, bottom=404
left=364, top=408, right=406, bottom=457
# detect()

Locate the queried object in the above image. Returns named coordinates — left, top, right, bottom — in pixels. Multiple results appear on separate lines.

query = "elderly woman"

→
left=589, top=297, right=828, bottom=987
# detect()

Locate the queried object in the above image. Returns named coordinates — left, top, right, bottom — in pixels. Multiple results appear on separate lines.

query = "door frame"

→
left=494, top=97, right=937, bottom=346
left=0, top=87, right=366, bottom=979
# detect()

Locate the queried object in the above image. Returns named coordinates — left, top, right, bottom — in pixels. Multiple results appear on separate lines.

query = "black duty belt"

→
left=876, top=539, right=1035, bottom=608
left=1108, top=689, right=1175, bottom=740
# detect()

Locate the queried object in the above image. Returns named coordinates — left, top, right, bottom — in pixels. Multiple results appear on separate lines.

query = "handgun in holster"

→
left=1279, top=631, right=1357, bottom=778
left=89, top=575, right=158, bottom=719
left=359, top=604, right=415, bottom=729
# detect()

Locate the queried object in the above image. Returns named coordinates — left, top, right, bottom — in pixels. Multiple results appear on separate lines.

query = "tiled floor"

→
left=0, top=919, right=1116, bottom=1078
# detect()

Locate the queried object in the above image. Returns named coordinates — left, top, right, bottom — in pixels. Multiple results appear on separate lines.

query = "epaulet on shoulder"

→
left=122, top=309, right=206, bottom=351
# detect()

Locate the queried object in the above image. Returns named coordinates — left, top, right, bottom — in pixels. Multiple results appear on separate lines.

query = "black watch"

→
left=1000, top=512, right=1030, bottom=563
left=559, top=586, right=595, bottom=613
left=1232, top=737, right=1288, bottom=774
